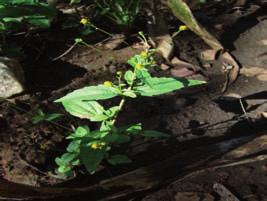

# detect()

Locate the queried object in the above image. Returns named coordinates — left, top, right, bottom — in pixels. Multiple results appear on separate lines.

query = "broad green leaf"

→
left=80, top=147, right=105, bottom=173
left=27, top=17, right=50, bottom=28
left=142, top=130, right=168, bottom=138
left=134, top=77, right=205, bottom=96
left=55, top=85, right=119, bottom=102
left=108, top=155, right=132, bottom=165
left=62, top=100, right=107, bottom=121
left=103, top=133, right=119, bottom=143
left=103, top=133, right=130, bottom=144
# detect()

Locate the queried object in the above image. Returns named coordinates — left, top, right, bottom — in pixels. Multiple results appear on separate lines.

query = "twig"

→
left=53, top=42, right=78, bottom=61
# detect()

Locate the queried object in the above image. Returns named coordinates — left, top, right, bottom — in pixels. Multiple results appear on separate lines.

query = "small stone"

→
left=0, top=57, right=24, bottom=98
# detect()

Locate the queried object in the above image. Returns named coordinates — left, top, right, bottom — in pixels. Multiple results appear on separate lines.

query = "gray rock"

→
left=0, top=57, right=24, bottom=98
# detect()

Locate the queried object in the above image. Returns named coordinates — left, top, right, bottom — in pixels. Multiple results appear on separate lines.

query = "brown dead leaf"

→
left=200, top=49, right=217, bottom=61
left=220, top=52, right=240, bottom=91
left=171, top=68, right=195, bottom=77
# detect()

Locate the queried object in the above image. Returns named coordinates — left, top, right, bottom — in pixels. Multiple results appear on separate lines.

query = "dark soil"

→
left=0, top=1, right=266, bottom=201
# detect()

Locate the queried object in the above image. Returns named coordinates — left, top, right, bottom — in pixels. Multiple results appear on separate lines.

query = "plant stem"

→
left=111, top=97, right=126, bottom=125
left=91, top=24, right=113, bottom=37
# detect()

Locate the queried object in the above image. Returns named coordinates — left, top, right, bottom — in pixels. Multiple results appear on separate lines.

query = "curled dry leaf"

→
left=220, top=51, right=240, bottom=91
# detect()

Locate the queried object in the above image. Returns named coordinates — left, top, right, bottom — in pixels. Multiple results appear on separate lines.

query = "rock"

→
left=0, top=57, right=24, bottom=98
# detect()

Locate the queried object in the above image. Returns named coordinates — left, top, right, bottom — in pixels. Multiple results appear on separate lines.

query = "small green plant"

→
left=95, top=0, right=141, bottom=26
left=0, top=0, right=56, bottom=33
left=32, top=109, right=62, bottom=124
left=54, top=32, right=205, bottom=176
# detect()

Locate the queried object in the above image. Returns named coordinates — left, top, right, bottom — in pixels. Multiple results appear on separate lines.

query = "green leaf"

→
left=127, top=54, right=142, bottom=68
left=136, top=69, right=151, bottom=84
left=55, top=85, right=119, bottom=102
left=141, top=130, right=168, bottom=138
left=103, top=133, right=119, bottom=143
left=58, top=165, right=72, bottom=173
left=55, top=152, right=77, bottom=166
left=32, top=109, right=62, bottom=124
left=122, top=89, right=137, bottom=98
left=67, top=140, right=81, bottom=153
left=103, top=133, right=130, bottom=144
left=124, top=70, right=135, bottom=85
left=125, top=123, right=142, bottom=135
left=45, top=113, right=62, bottom=121
left=104, top=106, right=120, bottom=118
left=88, top=130, right=110, bottom=139
left=67, top=126, right=90, bottom=139
left=134, top=77, right=205, bottom=96
left=70, top=0, right=81, bottom=4
left=108, top=155, right=132, bottom=165
left=80, top=147, right=105, bottom=173
left=116, top=135, right=131, bottom=144
left=62, top=100, right=108, bottom=121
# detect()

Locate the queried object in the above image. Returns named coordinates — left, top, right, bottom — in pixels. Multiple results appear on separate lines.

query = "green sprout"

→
left=95, top=0, right=141, bottom=26
left=54, top=33, right=205, bottom=176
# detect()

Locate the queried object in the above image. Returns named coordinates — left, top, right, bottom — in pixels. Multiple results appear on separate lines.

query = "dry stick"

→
left=53, top=39, right=104, bottom=61
left=239, top=98, right=248, bottom=118
left=52, top=41, right=78, bottom=61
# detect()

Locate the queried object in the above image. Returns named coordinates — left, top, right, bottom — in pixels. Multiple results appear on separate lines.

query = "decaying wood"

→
left=0, top=134, right=265, bottom=201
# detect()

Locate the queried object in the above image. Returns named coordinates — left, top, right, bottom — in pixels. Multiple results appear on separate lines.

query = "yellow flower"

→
left=91, top=143, right=99, bottom=149
left=135, top=63, right=143, bottom=70
left=91, top=142, right=106, bottom=150
left=80, top=18, right=89, bottom=26
left=140, top=51, right=148, bottom=58
left=179, top=25, right=188, bottom=32
left=103, top=81, right=113, bottom=87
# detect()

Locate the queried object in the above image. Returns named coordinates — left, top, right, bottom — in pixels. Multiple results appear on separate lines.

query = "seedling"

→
left=55, top=33, right=205, bottom=176
left=32, top=109, right=62, bottom=124
left=95, top=0, right=141, bottom=26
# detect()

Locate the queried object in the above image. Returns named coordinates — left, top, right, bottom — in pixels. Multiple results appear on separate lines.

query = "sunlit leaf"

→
left=55, top=85, right=119, bottom=102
